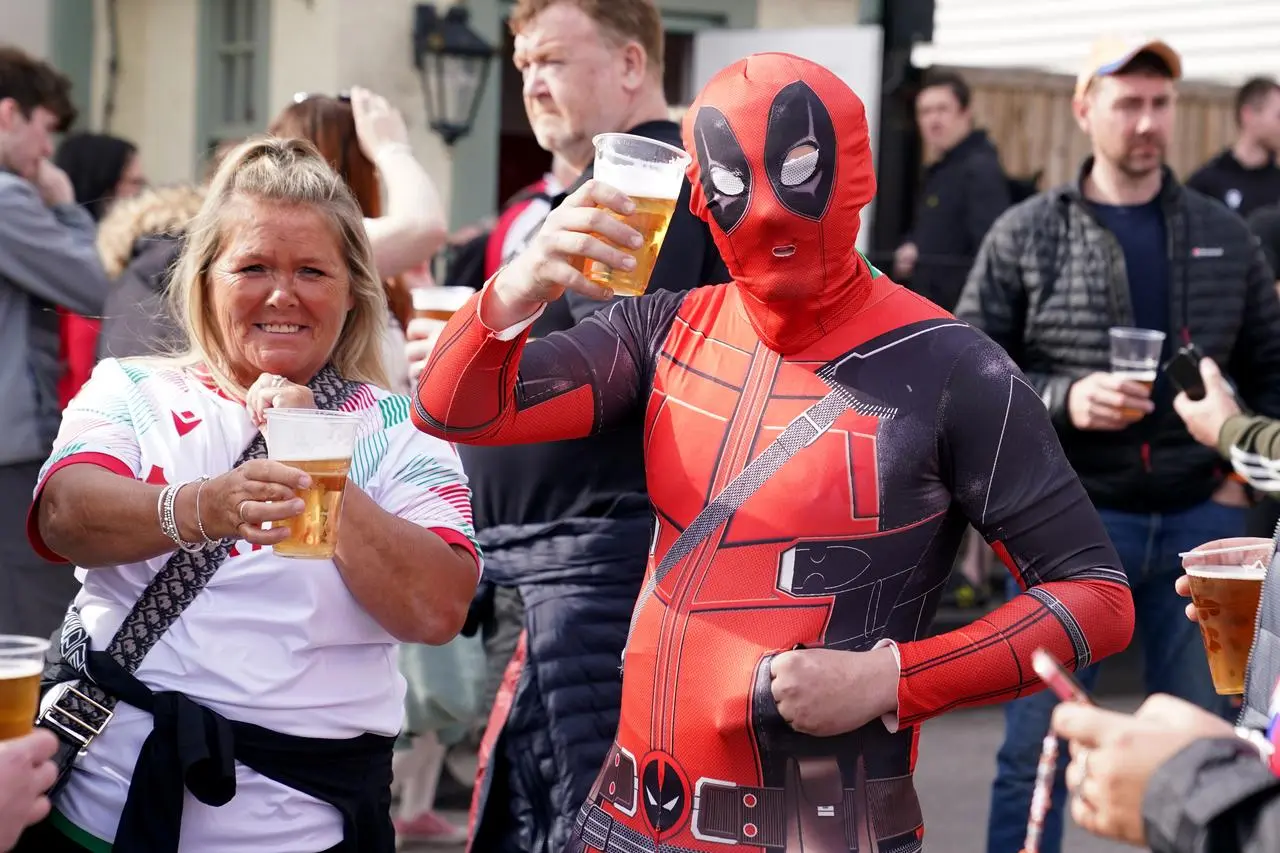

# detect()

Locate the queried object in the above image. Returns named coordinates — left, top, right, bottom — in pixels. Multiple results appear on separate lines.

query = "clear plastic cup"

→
left=1109, top=327, right=1165, bottom=418
left=411, top=286, right=474, bottom=322
left=1180, top=538, right=1273, bottom=695
left=265, top=408, right=363, bottom=559
left=1109, top=326, right=1165, bottom=383
left=579, top=132, right=691, bottom=297
left=0, top=635, right=49, bottom=740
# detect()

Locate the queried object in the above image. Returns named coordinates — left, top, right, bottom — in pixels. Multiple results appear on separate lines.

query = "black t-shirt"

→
left=1247, top=202, right=1280, bottom=278
left=1186, top=149, right=1280, bottom=218
left=459, top=120, right=731, bottom=531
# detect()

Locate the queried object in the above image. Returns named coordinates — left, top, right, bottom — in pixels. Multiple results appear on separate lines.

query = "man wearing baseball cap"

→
left=956, top=36, right=1280, bottom=853
left=1073, top=35, right=1183, bottom=98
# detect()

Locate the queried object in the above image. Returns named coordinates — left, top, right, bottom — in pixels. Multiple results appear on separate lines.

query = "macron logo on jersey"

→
left=173, top=410, right=203, bottom=437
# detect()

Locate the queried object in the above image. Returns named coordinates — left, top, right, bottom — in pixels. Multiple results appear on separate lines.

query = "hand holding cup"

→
left=487, top=180, right=642, bottom=329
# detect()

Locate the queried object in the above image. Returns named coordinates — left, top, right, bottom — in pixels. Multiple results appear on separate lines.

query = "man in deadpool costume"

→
left=413, top=54, right=1135, bottom=853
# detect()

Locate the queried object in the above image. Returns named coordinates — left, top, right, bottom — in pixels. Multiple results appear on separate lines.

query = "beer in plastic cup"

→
left=265, top=408, right=363, bottom=559
left=0, top=635, right=49, bottom=740
left=1181, top=538, right=1272, bottom=695
left=579, top=132, right=691, bottom=297
left=411, top=286, right=474, bottom=323
left=1109, top=327, right=1165, bottom=419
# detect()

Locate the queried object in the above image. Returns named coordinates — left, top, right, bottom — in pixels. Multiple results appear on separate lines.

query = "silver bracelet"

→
left=192, top=476, right=225, bottom=546
left=158, top=482, right=204, bottom=553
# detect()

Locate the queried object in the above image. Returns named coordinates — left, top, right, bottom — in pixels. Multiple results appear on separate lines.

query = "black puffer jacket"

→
left=956, top=160, right=1280, bottom=513
left=468, top=516, right=649, bottom=853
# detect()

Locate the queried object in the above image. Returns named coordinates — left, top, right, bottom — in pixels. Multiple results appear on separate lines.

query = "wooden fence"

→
left=931, top=65, right=1240, bottom=188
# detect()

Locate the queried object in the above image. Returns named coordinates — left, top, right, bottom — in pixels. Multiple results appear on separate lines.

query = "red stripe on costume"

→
left=895, top=577, right=1133, bottom=727
left=27, top=452, right=136, bottom=562
left=991, top=540, right=1026, bottom=590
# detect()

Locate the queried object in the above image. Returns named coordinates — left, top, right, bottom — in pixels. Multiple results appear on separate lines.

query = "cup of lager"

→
left=411, top=286, right=474, bottom=322
left=1108, top=327, right=1165, bottom=419
left=265, top=408, right=363, bottom=559
left=1181, top=537, right=1272, bottom=695
left=580, top=132, right=691, bottom=297
left=0, top=635, right=49, bottom=740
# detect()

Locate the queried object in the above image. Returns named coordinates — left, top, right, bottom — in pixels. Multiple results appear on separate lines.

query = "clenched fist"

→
left=769, top=646, right=900, bottom=737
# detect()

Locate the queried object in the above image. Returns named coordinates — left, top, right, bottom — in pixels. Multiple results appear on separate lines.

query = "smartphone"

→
left=1164, top=343, right=1206, bottom=401
left=1031, top=647, right=1095, bottom=705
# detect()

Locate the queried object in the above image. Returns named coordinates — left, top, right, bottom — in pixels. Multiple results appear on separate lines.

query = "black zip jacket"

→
left=906, top=128, right=1011, bottom=311
left=956, top=159, right=1280, bottom=513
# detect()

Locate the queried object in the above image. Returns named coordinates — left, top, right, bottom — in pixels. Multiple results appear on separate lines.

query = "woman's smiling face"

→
left=208, top=195, right=355, bottom=387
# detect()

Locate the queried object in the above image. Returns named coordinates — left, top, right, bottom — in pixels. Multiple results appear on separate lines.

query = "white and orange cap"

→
left=1075, top=35, right=1183, bottom=99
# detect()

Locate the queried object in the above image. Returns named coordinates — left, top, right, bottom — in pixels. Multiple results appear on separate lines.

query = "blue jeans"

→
left=985, top=500, right=1243, bottom=853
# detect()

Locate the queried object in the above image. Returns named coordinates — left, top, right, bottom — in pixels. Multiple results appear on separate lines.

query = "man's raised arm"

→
left=412, top=180, right=683, bottom=446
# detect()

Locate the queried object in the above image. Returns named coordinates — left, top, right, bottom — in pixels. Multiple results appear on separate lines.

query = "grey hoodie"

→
left=0, top=170, right=108, bottom=465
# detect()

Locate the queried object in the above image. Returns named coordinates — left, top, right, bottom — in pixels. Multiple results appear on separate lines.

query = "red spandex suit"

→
left=414, top=54, right=1134, bottom=853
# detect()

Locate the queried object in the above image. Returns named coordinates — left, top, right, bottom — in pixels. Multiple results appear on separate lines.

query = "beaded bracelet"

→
left=157, top=482, right=205, bottom=553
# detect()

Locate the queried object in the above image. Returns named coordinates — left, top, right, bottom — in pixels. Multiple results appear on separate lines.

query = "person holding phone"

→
left=1049, top=693, right=1278, bottom=852
left=1174, top=356, right=1280, bottom=488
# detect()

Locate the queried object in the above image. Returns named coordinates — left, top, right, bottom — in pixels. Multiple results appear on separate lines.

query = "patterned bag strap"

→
left=41, top=365, right=361, bottom=750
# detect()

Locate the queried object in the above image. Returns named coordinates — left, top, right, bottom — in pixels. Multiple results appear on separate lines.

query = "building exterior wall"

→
left=67, top=0, right=866, bottom=219
left=268, top=0, right=456, bottom=211
left=89, top=0, right=199, bottom=184
left=914, top=0, right=1280, bottom=84
left=1, top=0, right=52, bottom=57
left=758, top=0, right=860, bottom=30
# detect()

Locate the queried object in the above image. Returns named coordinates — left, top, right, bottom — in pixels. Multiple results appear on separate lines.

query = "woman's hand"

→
left=484, top=180, right=643, bottom=329
left=245, top=373, right=315, bottom=427
left=1052, top=694, right=1236, bottom=846
left=195, top=460, right=312, bottom=545
left=351, top=86, right=411, bottom=161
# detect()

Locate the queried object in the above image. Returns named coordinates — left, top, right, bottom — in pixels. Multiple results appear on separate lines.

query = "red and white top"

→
left=30, top=358, right=479, bottom=852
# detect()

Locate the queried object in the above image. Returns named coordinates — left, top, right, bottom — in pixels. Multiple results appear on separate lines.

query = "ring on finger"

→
left=237, top=499, right=250, bottom=523
left=270, top=375, right=287, bottom=388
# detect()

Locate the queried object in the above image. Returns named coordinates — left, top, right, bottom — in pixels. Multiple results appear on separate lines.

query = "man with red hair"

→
left=414, top=53, right=1134, bottom=852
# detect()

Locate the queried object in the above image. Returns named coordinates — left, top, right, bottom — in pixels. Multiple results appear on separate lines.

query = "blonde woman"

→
left=15, top=137, right=480, bottom=853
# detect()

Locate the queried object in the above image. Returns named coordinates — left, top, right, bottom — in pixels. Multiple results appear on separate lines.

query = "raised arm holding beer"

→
left=12, top=138, right=480, bottom=853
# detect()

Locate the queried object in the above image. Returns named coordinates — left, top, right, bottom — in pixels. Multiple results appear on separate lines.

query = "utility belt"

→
left=580, top=742, right=924, bottom=853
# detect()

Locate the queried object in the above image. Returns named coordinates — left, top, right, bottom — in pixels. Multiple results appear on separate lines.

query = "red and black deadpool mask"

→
left=684, top=53, right=877, bottom=354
